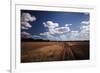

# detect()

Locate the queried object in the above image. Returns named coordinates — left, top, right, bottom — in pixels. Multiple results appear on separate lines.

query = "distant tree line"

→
left=21, top=38, right=50, bottom=42
left=21, top=38, right=89, bottom=42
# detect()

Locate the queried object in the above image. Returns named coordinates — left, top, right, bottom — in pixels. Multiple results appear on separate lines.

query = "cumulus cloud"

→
left=40, top=20, right=90, bottom=41
left=80, top=25, right=89, bottom=33
left=55, top=26, right=70, bottom=34
left=81, top=21, right=89, bottom=25
left=68, top=21, right=89, bottom=40
left=70, top=31, right=79, bottom=40
left=42, top=21, right=71, bottom=35
left=43, top=21, right=59, bottom=28
left=40, top=32, right=56, bottom=40
left=32, top=35, right=42, bottom=39
left=21, top=31, right=32, bottom=38
left=43, top=21, right=59, bottom=34
left=80, top=21, right=89, bottom=40
left=21, top=26, right=29, bottom=30
left=21, top=13, right=36, bottom=30
left=21, top=32, right=42, bottom=39
left=40, top=32, right=50, bottom=36
left=65, top=24, right=72, bottom=27
left=40, top=21, right=72, bottom=40
left=21, top=13, right=37, bottom=39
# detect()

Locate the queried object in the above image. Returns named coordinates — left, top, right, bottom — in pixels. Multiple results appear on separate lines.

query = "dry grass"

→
left=21, top=41, right=89, bottom=63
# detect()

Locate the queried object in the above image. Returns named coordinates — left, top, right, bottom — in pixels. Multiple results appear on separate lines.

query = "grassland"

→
left=21, top=41, right=89, bottom=63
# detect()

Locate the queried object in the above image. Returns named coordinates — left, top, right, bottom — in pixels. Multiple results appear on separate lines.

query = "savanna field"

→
left=21, top=41, right=89, bottom=63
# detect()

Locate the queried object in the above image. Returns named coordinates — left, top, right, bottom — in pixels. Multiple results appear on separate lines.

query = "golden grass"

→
left=21, top=41, right=89, bottom=63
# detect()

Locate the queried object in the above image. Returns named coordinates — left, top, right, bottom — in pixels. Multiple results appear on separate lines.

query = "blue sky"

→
left=21, top=10, right=89, bottom=41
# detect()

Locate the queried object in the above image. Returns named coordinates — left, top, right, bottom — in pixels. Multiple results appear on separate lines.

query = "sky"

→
left=21, top=10, right=89, bottom=41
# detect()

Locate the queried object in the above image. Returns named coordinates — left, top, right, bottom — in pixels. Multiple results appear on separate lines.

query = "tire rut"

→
left=62, top=42, right=76, bottom=60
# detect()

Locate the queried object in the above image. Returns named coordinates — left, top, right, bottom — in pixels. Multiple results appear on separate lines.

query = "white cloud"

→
left=40, top=20, right=89, bottom=41
left=55, top=26, right=70, bottom=34
left=21, top=13, right=36, bottom=22
left=21, top=26, right=28, bottom=30
left=40, top=32, right=55, bottom=40
left=68, top=21, right=90, bottom=40
left=32, top=35, right=42, bottom=39
left=80, top=21, right=89, bottom=40
left=40, top=21, right=72, bottom=40
left=21, top=13, right=37, bottom=39
left=80, top=25, right=89, bottom=33
left=21, top=32, right=42, bottom=39
left=43, top=21, right=59, bottom=28
left=43, top=21, right=60, bottom=34
left=21, top=13, right=36, bottom=30
left=70, top=31, right=79, bottom=39
left=40, top=32, right=49, bottom=36
left=65, top=24, right=72, bottom=27
left=21, top=31, right=32, bottom=38
left=21, top=21, right=32, bottom=28
left=42, top=21, right=71, bottom=35
left=80, top=32, right=89, bottom=40
left=81, top=21, right=89, bottom=25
